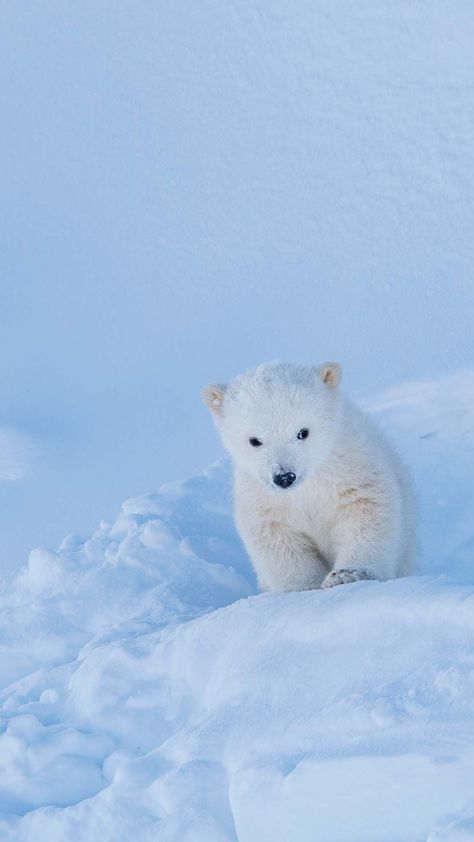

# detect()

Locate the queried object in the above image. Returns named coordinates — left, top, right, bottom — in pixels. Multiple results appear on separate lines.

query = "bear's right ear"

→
left=319, top=362, right=342, bottom=388
left=201, top=384, right=227, bottom=417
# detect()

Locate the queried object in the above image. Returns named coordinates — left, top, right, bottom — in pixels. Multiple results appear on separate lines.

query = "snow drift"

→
left=1, top=370, right=474, bottom=841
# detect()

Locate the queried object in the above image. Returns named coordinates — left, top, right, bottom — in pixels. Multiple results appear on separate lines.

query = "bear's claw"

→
left=322, top=568, right=377, bottom=588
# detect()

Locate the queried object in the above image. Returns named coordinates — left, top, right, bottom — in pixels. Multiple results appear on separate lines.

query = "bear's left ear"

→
left=201, top=383, right=227, bottom=416
left=319, top=362, right=342, bottom=388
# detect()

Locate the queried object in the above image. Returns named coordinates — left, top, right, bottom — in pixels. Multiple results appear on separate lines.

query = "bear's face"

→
left=203, top=362, right=342, bottom=492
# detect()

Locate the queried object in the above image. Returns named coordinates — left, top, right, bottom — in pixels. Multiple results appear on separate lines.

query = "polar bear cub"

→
left=202, top=361, right=416, bottom=591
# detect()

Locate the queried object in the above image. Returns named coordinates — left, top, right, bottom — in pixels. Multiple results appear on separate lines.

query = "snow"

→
left=1, top=370, right=474, bottom=841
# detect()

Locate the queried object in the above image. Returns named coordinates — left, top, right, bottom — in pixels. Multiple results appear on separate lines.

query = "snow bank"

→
left=1, top=371, right=474, bottom=841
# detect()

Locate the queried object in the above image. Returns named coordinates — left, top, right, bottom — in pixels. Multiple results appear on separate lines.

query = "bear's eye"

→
left=297, top=428, right=309, bottom=440
left=249, top=437, right=263, bottom=447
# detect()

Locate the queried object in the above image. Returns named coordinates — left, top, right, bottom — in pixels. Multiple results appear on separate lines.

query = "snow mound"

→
left=1, top=371, right=474, bottom=841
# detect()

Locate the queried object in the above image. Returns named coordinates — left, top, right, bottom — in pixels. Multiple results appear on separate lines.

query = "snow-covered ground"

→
left=1, top=369, right=473, bottom=841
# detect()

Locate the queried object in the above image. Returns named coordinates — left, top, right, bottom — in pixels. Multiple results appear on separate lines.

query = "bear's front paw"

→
left=322, top=568, right=377, bottom=588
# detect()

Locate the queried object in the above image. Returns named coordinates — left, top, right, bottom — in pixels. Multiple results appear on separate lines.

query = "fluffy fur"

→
left=202, top=362, right=417, bottom=591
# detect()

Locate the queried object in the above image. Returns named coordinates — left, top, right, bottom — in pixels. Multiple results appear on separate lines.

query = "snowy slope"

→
left=1, top=370, right=474, bottom=842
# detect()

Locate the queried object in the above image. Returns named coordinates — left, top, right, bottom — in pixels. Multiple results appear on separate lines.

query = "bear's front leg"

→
left=237, top=516, right=327, bottom=592
left=321, top=493, right=400, bottom=588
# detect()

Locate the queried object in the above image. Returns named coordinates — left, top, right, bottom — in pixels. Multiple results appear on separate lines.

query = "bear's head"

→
left=202, top=361, right=343, bottom=492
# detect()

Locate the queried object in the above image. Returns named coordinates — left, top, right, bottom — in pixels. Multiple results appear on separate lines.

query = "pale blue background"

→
left=1, top=1, right=473, bottom=574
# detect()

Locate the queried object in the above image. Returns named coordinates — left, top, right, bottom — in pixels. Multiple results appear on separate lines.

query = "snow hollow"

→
left=0, top=370, right=474, bottom=841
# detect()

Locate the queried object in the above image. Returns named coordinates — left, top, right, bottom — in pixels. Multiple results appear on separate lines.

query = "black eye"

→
left=249, top=437, right=263, bottom=447
left=297, top=428, right=309, bottom=440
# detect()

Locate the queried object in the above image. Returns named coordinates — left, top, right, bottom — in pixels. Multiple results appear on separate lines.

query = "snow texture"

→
left=1, top=370, right=474, bottom=841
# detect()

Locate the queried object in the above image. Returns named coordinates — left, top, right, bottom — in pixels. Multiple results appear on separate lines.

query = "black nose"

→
left=273, top=471, right=296, bottom=488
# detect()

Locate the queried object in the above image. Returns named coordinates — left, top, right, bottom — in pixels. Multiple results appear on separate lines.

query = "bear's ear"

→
left=319, top=362, right=342, bottom=388
left=201, top=383, right=227, bottom=416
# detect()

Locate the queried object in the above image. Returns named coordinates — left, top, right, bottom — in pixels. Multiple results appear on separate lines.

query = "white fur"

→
left=203, top=362, right=417, bottom=591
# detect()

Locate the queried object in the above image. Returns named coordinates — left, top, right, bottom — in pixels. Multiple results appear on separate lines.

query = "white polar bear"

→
left=202, top=362, right=417, bottom=591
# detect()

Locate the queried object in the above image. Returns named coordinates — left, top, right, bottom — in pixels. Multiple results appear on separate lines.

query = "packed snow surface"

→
left=1, top=370, right=474, bottom=841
